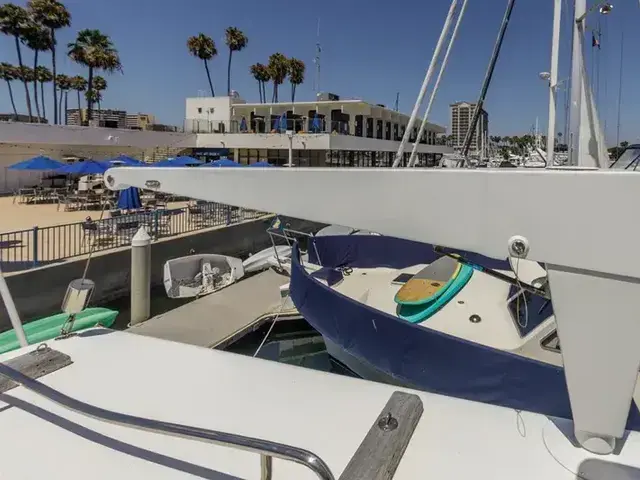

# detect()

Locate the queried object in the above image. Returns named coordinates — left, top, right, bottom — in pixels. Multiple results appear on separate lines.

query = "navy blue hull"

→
left=290, top=235, right=640, bottom=430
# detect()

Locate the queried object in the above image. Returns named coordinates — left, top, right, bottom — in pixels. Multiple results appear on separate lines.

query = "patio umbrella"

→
left=311, top=114, right=322, bottom=133
left=116, top=187, right=142, bottom=210
left=105, top=155, right=145, bottom=166
left=9, top=155, right=64, bottom=171
left=154, top=156, right=203, bottom=167
left=57, top=159, right=109, bottom=175
left=278, top=113, right=287, bottom=132
left=249, top=161, right=274, bottom=167
left=203, top=158, right=243, bottom=167
left=240, top=117, right=248, bottom=132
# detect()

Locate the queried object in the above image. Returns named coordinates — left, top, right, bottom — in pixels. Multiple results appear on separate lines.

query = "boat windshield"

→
left=610, top=145, right=640, bottom=170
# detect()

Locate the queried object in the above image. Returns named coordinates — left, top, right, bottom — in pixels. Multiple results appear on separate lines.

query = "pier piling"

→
left=130, top=226, right=151, bottom=325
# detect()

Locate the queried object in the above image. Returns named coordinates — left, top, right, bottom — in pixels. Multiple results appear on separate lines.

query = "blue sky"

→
left=0, top=0, right=637, bottom=143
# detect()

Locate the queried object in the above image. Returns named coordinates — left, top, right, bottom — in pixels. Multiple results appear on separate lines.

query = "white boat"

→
left=242, top=245, right=292, bottom=274
left=163, top=253, right=245, bottom=298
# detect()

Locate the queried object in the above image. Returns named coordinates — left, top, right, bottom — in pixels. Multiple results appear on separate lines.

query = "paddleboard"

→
left=394, top=256, right=461, bottom=306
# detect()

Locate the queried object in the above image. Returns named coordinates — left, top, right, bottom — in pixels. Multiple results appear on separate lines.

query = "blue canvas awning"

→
left=105, top=155, right=145, bottom=166
left=57, top=160, right=108, bottom=175
left=9, top=155, right=64, bottom=171
left=154, top=156, right=203, bottom=167
left=249, top=161, right=274, bottom=167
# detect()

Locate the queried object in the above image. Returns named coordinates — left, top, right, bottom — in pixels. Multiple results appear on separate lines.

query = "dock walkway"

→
left=128, top=269, right=297, bottom=348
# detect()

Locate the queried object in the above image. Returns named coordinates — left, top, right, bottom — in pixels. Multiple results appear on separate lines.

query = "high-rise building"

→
left=450, top=102, right=489, bottom=154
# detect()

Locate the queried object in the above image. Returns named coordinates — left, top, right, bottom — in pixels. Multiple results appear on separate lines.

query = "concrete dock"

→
left=127, top=269, right=299, bottom=348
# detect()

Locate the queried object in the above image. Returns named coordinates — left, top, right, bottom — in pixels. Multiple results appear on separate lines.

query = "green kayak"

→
left=0, top=307, right=118, bottom=354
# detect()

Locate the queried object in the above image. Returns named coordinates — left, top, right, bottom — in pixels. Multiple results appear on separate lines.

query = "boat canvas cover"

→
left=291, top=235, right=640, bottom=430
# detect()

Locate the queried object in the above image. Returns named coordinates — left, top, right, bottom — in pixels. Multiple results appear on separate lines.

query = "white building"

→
left=184, top=94, right=450, bottom=167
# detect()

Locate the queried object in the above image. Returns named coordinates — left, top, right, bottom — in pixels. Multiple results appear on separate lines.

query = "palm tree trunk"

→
left=86, top=67, right=94, bottom=124
left=227, top=48, right=233, bottom=95
left=64, top=91, right=68, bottom=125
left=291, top=84, right=296, bottom=103
left=203, top=59, right=215, bottom=96
left=77, top=89, right=81, bottom=111
left=14, top=35, right=33, bottom=122
left=273, top=84, right=277, bottom=103
left=6, top=81, right=18, bottom=120
left=40, top=81, right=46, bottom=120
left=257, top=81, right=262, bottom=103
left=33, top=50, right=41, bottom=123
left=50, top=30, right=58, bottom=124
left=261, top=82, right=266, bottom=104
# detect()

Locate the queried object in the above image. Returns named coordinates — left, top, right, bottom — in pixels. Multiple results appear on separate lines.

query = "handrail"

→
left=0, top=360, right=335, bottom=480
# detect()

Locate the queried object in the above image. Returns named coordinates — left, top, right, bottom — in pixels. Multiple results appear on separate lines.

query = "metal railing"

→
left=185, top=118, right=355, bottom=136
left=0, top=355, right=335, bottom=480
left=0, top=203, right=266, bottom=272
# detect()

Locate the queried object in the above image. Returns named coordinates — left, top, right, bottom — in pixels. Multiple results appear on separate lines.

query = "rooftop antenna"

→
left=313, top=18, right=321, bottom=93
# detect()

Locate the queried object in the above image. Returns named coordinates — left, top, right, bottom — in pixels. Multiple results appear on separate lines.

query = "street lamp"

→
left=576, top=2, right=613, bottom=23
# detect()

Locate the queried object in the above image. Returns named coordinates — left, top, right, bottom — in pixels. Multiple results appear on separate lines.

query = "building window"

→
left=197, top=107, right=202, bottom=114
left=209, top=108, right=214, bottom=113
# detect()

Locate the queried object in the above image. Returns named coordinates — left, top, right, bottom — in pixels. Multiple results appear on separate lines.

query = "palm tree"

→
left=68, top=29, right=122, bottom=124
left=24, top=23, right=52, bottom=122
left=93, top=75, right=106, bottom=117
left=250, top=63, right=270, bottom=103
left=267, top=52, right=288, bottom=103
left=287, top=58, right=305, bottom=103
left=187, top=33, right=217, bottom=96
left=250, top=63, right=263, bottom=102
left=0, top=62, right=19, bottom=120
left=70, top=74, right=86, bottom=112
left=0, top=3, right=34, bottom=121
left=56, top=73, right=70, bottom=124
left=35, top=65, right=51, bottom=120
left=85, top=88, right=101, bottom=124
left=28, top=0, right=71, bottom=125
left=260, top=64, right=270, bottom=104
left=224, top=27, right=247, bottom=96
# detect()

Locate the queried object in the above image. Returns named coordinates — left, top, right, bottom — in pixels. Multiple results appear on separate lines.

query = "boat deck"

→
left=128, top=269, right=292, bottom=348
left=0, top=329, right=635, bottom=479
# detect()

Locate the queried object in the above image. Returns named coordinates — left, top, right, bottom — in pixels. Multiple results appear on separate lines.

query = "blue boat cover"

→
left=291, top=236, right=640, bottom=430
left=307, top=234, right=512, bottom=270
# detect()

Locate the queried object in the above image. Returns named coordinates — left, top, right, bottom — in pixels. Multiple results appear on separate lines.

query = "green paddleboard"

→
left=0, top=307, right=118, bottom=354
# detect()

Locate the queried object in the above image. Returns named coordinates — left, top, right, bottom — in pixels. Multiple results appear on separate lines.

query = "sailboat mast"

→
left=461, top=0, right=516, bottom=160
left=568, top=0, right=586, bottom=166
left=546, top=0, right=562, bottom=168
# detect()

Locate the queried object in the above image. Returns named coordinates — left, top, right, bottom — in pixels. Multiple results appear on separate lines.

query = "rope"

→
left=513, top=256, right=529, bottom=331
left=60, top=190, right=108, bottom=336
left=253, top=295, right=289, bottom=357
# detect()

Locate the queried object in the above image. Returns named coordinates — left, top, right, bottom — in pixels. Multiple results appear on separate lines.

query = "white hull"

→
left=242, top=245, right=292, bottom=274
left=163, top=253, right=244, bottom=299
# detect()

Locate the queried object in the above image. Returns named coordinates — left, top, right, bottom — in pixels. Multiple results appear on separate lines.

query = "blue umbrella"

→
left=249, top=161, right=274, bottom=167
left=9, top=155, right=64, bottom=171
left=311, top=114, right=322, bottom=133
left=203, top=158, right=243, bottom=167
left=116, top=187, right=142, bottom=210
left=278, top=113, right=287, bottom=132
left=240, top=117, right=248, bottom=132
left=105, top=155, right=145, bottom=166
left=154, top=156, right=203, bottom=167
left=57, top=159, right=109, bottom=175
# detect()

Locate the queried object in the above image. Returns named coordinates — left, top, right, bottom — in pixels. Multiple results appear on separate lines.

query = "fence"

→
left=0, top=202, right=266, bottom=272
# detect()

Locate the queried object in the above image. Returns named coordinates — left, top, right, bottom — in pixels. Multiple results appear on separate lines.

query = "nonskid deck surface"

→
left=324, top=263, right=527, bottom=351
left=0, top=329, right=638, bottom=479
